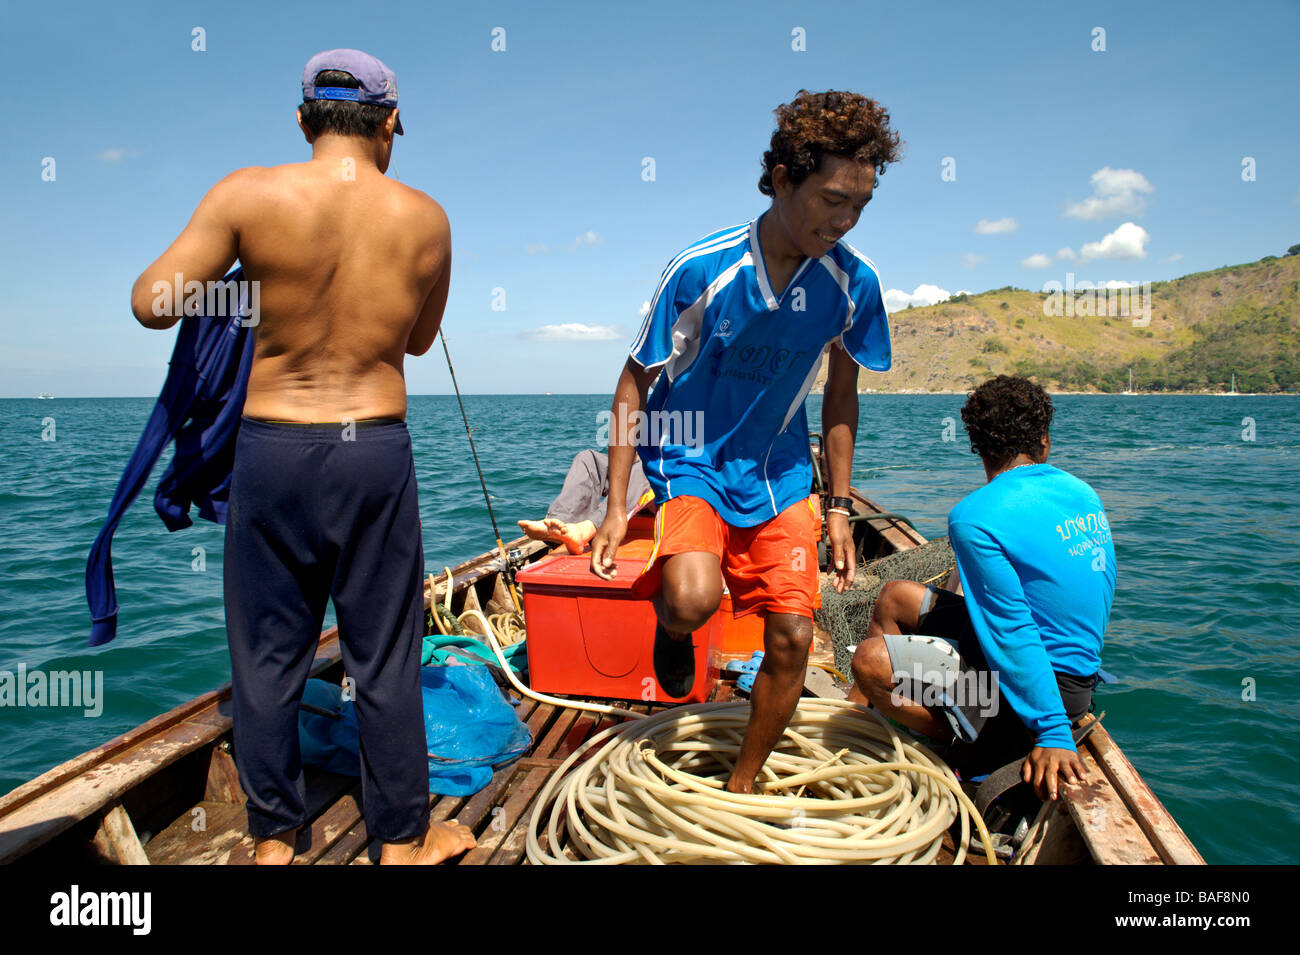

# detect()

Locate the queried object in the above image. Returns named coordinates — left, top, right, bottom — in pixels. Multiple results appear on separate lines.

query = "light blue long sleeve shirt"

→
left=947, top=464, right=1116, bottom=750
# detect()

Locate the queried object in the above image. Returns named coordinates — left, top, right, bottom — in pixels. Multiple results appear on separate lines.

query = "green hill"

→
left=816, top=250, right=1300, bottom=394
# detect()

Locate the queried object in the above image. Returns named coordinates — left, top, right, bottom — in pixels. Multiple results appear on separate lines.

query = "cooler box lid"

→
left=515, top=553, right=645, bottom=593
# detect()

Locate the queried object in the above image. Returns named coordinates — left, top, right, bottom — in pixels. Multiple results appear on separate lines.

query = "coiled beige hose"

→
left=461, top=607, right=996, bottom=864
left=525, top=698, right=997, bottom=865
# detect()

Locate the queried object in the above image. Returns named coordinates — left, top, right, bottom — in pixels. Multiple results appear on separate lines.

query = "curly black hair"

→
left=960, top=375, right=1054, bottom=469
left=759, top=90, right=903, bottom=196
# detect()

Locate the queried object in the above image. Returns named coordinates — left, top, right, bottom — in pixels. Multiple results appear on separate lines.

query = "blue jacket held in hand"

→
left=85, top=267, right=255, bottom=646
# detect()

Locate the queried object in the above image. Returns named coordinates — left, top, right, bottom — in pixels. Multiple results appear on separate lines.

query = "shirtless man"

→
left=130, top=49, right=473, bottom=864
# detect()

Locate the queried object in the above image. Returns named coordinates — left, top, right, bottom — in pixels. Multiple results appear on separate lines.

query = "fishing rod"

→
left=439, top=328, right=526, bottom=618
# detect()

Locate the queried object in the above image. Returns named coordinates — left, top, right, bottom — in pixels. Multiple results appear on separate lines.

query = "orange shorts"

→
left=631, top=495, right=821, bottom=619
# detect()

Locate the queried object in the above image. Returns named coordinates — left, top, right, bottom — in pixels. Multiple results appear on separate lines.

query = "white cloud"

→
left=1161, top=253, right=1184, bottom=263
left=1021, top=253, right=1053, bottom=269
left=961, top=252, right=986, bottom=268
left=1100, top=280, right=1141, bottom=289
left=524, top=244, right=549, bottom=255
left=884, top=284, right=958, bottom=310
left=638, top=301, right=650, bottom=319
left=568, top=230, right=604, bottom=251
left=1065, top=167, right=1154, bottom=220
left=1080, top=222, right=1150, bottom=261
left=96, top=148, right=130, bottom=162
left=523, top=323, right=621, bottom=342
left=974, top=217, right=1018, bottom=235
left=1056, top=247, right=1076, bottom=261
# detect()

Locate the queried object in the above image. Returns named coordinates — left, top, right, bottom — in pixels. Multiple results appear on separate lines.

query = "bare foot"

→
left=379, top=820, right=476, bottom=865
left=517, top=519, right=552, bottom=541
left=254, top=828, right=297, bottom=865
left=545, top=518, right=598, bottom=554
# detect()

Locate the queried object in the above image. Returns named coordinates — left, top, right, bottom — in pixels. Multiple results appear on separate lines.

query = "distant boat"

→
left=1228, top=373, right=1238, bottom=396
left=35, top=393, right=53, bottom=400
left=1122, top=369, right=1135, bottom=395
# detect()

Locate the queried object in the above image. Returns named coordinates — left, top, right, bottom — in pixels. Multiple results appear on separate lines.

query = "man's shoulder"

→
left=826, top=240, right=885, bottom=291
left=659, top=220, right=752, bottom=288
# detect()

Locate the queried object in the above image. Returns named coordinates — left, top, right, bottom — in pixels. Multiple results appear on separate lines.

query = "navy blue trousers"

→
left=224, top=417, right=428, bottom=842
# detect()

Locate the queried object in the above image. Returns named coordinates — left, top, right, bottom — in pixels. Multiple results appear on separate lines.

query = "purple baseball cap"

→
left=301, top=48, right=403, bottom=135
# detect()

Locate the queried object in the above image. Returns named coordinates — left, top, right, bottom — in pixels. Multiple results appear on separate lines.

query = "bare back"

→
left=234, top=160, right=448, bottom=421
left=132, top=143, right=450, bottom=423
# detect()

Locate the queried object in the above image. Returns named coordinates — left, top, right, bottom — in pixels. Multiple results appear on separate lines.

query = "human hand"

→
left=827, top=511, right=855, bottom=594
left=589, top=513, right=628, bottom=580
left=1021, top=746, right=1086, bottom=801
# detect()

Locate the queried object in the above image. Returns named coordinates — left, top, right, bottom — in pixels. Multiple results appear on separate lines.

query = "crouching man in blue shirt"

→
left=848, top=375, right=1117, bottom=800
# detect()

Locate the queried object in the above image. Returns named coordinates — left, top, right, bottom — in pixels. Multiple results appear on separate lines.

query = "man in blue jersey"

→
left=849, top=376, right=1117, bottom=800
left=590, top=90, right=903, bottom=795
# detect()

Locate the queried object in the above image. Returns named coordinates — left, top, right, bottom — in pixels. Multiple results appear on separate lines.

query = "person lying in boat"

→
left=518, top=450, right=655, bottom=553
left=848, top=375, right=1117, bottom=801
left=130, top=49, right=474, bottom=865
left=590, top=89, right=900, bottom=794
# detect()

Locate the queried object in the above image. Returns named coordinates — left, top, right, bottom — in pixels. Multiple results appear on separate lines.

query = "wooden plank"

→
left=1059, top=735, right=1163, bottom=865
left=1081, top=723, right=1204, bottom=865
left=146, top=800, right=252, bottom=865
left=0, top=627, right=341, bottom=820
left=460, top=766, right=551, bottom=865
left=0, top=629, right=346, bottom=863
left=91, top=804, right=150, bottom=865
left=315, top=819, right=373, bottom=866
left=0, top=720, right=224, bottom=864
left=532, top=705, right=582, bottom=760
left=203, top=744, right=245, bottom=804
left=851, top=492, right=928, bottom=552
left=293, top=783, right=364, bottom=865
left=1017, top=801, right=1092, bottom=866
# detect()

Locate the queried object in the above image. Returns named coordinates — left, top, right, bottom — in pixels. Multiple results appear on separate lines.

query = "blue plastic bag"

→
left=420, top=664, right=532, bottom=795
left=298, top=667, right=531, bottom=796
left=299, top=678, right=362, bottom=776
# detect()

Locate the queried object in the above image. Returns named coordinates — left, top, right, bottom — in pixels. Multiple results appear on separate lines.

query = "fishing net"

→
left=816, top=537, right=958, bottom=677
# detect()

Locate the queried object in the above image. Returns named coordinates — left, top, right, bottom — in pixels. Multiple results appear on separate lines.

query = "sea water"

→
left=1, top=393, right=1297, bottom=864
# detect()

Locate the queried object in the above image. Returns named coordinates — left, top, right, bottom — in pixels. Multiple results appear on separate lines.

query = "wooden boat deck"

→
left=143, top=693, right=671, bottom=865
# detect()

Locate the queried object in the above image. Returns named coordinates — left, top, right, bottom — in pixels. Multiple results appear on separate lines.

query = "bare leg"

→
left=379, top=820, right=477, bottom=865
left=727, top=613, right=812, bottom=794
left=653, top=551, right=723, bottom=633
left=850, top=580, right=952, bottom=740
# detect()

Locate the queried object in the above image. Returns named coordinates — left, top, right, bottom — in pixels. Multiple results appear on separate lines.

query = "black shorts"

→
left=912, top=586, right=1097, bottom=779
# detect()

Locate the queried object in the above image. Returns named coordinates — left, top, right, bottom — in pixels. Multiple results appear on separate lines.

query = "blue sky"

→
left=3, top=0, right=1298, bottom=396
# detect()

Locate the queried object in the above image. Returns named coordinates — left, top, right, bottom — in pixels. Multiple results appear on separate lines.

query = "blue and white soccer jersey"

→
left=629, top=216, right=891, bottom=527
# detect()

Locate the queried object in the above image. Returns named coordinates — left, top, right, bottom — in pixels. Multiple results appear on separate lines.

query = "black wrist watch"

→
left=828, top=496, right=854, bottom=512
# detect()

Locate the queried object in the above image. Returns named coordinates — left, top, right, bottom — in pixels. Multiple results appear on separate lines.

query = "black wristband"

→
left=828, top=496, right=854, bottom=512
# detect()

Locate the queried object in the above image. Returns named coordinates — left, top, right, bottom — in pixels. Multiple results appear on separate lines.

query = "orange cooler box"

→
left=517, top=554, right=720, bottom=704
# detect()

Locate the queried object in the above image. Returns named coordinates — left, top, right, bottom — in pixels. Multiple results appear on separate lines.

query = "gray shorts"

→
left=884, top=585, right=1096, bottom=777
